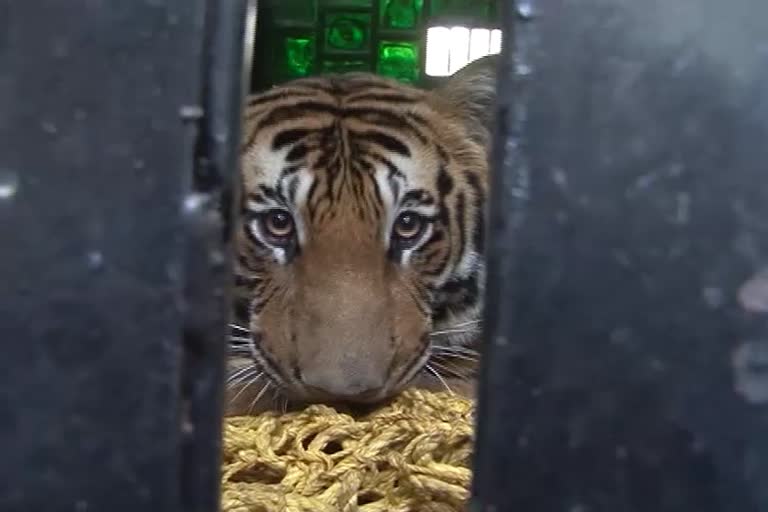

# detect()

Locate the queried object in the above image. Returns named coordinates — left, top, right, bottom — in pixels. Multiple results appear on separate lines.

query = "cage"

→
left=2, top=0, right=768, bottom=511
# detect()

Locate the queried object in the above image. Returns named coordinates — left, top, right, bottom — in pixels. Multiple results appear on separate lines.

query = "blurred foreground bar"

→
left=473, top=0, right=768, bottom=510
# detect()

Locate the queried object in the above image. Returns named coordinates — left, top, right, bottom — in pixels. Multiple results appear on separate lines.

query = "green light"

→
left=285, top=36, right=314, bottom=77
left=326, top=13, right=370, bottom=51
left=377, top=41, right=418, bottom=83
left=382, top=0, right=423, bottom=29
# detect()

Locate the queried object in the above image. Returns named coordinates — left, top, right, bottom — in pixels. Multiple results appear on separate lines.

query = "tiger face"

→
left=228, top=57, right=497, bottom=413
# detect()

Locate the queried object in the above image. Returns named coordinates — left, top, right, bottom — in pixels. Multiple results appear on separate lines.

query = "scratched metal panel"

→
left=0, top=0, right=253, bottom=510
left=472, top=0, right=768, bottom=511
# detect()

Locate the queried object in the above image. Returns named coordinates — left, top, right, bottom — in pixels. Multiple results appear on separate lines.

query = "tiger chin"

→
left=226, top=55, right=498, bottom=416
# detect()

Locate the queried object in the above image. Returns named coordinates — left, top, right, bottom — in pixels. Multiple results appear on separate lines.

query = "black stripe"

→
left=232, top=297, right=251, bottom=324
left=279, top=164, right=301, bottom=178
left=402, top=189, right=434, bottom=207
left=237, top=252, right=267, bottom=274
left=344, top=107, right=429, bottom=128
left=247, top=89, right=320, bottom=108
left=343, top=107, right=430, bottom=145
left=305, top=179, right=320, bottom=219
left=258, top=185, right=278, bottom=201
left=272, top=128, right=311, bottom=150
left=352, top=130, right=410, bottom=157
left=251, top=286, right=277, bottom=315
left=366, top=153, right=405, bottom=179
left=436, top=144, right=449, bottom=163
left=256, top=101, right=339, bottom=131
left=437, top=166, right=454, bottom=196
left=441, top=273, right=479, bottom=296
left=242, top=222, right=268, bottom=250
left=286, top=143, right=308, bottom=162
left=346, top=92, right=421, bottom=103
left=234, top=273, right=261, bottom=288
left=420, top=229, right=449, bottom=277
left=455, top=192, right=467, bottom=267
left=246, top=192, right=268, bottom=206
left=370, top=178, right=383, bottom=209
left=463, top=170, right=486, bottom=252
left=286, top=176, right=300, bottom=203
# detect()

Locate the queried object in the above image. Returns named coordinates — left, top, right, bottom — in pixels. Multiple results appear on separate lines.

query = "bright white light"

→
left=425, top=26, right=451, bottom=77
left=490, top=29, right=503, bottom=54
left=469, top=28, right=491, bottom=62
left=426, top=26, right=503, bottom=77
left=447, top=26, right=470, bottom=74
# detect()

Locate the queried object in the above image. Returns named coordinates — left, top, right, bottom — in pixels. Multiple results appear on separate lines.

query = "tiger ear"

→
left=434, top=54, right=499, bottom=145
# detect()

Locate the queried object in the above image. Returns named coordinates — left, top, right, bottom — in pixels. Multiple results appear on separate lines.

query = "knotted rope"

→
left=221, top=389, right=475, bottom=512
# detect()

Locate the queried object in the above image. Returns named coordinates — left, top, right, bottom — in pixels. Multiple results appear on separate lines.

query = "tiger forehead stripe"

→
left=351, top=130, right=411, bottom=158
left=243, top=77, right=437, bottom=146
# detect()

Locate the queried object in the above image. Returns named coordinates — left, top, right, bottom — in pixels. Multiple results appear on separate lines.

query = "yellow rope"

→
left=221, top=389, right=475, bottom=512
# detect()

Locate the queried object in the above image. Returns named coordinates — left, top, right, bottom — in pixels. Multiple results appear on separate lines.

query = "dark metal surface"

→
left=473, top=0, right=768, bottom=511
left=180, top=1, right=256, bottom=511
left=0, top=0, right=249, bottom=510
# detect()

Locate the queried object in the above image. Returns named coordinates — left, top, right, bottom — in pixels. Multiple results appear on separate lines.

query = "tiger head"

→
left=230, top=56, right=497, bottom=409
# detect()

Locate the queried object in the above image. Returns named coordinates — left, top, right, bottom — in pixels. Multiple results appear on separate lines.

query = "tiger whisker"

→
left=228, top=370, right=264, bottom=392
left=444, top=319, right=483, bottom=328
left=228, top=372, right=259, bottom=391
left=229, top=323, right=250, bottom=333
left=428, top=360, right=474, bottom=380
left=227, top=365, right=259, bottom=386
left=431, top=345, right=480, bottom=356
left=429, top=327, right=479, bottom=336
left=228, top=336, right=253, bottom=345
left=229, top=372, right=264, bottom=406
left=248, top=381, right=273, bottom=414
left=425, top=364, right=453, bottom=394
left=431, top=350, right=479, bottom=363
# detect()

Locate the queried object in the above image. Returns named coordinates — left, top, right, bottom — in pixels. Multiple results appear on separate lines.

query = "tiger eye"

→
left=263, top=209, right=294, bottom=239
left=393, top=212, right=424, bottom=240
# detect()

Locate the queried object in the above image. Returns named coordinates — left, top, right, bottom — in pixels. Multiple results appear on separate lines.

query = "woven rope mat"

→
left=221, top=389, right=475, bottom=512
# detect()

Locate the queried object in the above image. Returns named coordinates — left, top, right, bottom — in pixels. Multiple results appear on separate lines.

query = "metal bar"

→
left=472, top=0, right=768, bottom=510
left=179, top=1, right=255, bottom=511
left=0, top=0, right=248, bottom=510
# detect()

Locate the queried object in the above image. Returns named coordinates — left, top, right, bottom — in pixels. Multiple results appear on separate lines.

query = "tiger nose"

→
left=299, top=367, right=386, bottom=401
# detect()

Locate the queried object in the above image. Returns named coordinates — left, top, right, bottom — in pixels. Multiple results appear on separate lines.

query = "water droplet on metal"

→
left=179, top=105, right=204, bottom=122
left=610, top=327, right=632, bottom=345
left=702, top=286, right=725, bottom=309
left=0, top=169, right=20, bottom=200
left=551, top=167, right=568, bottom=188
left=183, top=192, right=208, bottom=214
left=732, top=340, right=768, bottom=404
left=41, top=121, right=58, bottom=134
left=514, top=60, right=532, bottom=76
left=209, top=249, right=226, bottom=266
left=86, top=251, right=104, bottom=269
left=516, top=0, right=535, bottom=19
left=673, top=192, right=691, bottom=225
left=738, top=268, right=768, bottom=313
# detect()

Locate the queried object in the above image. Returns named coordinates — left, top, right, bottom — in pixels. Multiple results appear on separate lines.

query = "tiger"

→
left=226, top=55, right=498, bottom=415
